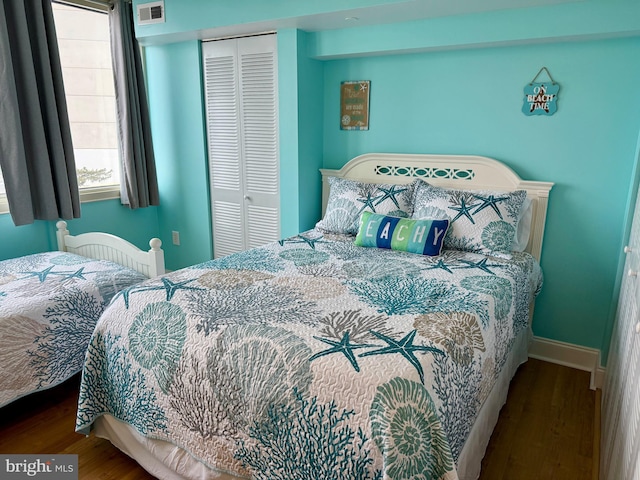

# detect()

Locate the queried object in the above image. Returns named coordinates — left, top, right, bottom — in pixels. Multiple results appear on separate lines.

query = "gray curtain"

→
left=0, top=0, right=80, bottom=226
left=109, top=0, right=159, bottom=209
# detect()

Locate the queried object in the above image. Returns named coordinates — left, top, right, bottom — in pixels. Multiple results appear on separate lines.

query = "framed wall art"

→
left=340, top=80, right=370, bottom=130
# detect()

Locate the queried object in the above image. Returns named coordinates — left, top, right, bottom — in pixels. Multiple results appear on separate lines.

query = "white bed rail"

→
left=56, top=221, right=165, bottom=278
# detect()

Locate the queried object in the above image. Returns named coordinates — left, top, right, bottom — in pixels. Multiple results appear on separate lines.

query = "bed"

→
left=0, top=222, right=164, bottom=408
left=75, top=153, right=553, bottom=480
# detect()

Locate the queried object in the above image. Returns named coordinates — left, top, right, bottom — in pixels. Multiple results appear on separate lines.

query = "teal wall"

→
left=144, top=41, right=212, bottom=271
left=278, top=29, right=325, bottom=237
left=277, top=29, right=302, bottom=238
left=0, top=216, right=56, bottom=261
left=295, top=32, right=325, bottom=231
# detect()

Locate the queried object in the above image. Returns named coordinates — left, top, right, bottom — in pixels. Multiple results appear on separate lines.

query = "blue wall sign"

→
left=523, top=82, right=559, bottom=116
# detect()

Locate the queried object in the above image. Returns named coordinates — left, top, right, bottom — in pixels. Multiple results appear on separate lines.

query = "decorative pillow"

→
left=355, top=211, right=450, bottom=256
left=316, top=176, right=416, bottom=235
left=412, top=180, right=528, bottom=255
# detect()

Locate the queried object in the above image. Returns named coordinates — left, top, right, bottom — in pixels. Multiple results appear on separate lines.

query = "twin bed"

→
left=0, top=223, right=164, bottom=408
left=67, top=153, right=552, bottom=480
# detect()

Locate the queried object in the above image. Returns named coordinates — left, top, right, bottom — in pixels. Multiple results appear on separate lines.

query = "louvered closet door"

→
left=623, top=331, right=640, bottom=479
left=601, top=248, right=638, bottom=479
left=238, top=36, right=279, bottom=249
left=202, top=34, right=279, bottom=258
left=601, top=184, right=640, bottom=480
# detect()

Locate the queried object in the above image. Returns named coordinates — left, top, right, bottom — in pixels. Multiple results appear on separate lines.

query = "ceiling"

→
left=287, top=0, right=586, bottom=32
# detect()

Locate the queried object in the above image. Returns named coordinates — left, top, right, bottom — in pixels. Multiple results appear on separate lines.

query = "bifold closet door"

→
left=601, top=183, right=640, bottom=480
left=202, top=34, right=279, bottom=258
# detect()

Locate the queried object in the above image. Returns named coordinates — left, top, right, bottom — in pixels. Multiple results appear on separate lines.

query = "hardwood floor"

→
left=0, top=358, right=596, bottom=480
left=0, top=376, right=154, bottom=480
left=479, top=359, right=597, bottom=480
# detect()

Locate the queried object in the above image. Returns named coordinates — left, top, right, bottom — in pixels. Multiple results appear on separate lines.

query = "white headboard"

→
left=56, top=221, right=165, bottom=278
left=320, top=153, right=554, bottom=261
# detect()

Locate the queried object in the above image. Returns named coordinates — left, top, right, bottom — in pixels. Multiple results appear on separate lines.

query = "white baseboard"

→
left=528, top=336, right=604, bottom=390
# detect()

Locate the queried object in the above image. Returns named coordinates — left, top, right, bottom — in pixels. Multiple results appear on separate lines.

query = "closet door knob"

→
left=629, top=269, right=638, bottom=277
left=243, top=195, right=251, bottom=201
left=625, top=246, right=633, bottom=254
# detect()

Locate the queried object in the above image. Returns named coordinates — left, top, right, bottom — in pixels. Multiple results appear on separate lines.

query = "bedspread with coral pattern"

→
left=75, top=230, right=542, bottom=480
left=0, top=252, right=147, bottom=408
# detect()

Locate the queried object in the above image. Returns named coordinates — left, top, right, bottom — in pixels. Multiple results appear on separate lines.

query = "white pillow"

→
left=412, top=180, right=528, bottom=255
left=512, top=196, right=532, bottom=252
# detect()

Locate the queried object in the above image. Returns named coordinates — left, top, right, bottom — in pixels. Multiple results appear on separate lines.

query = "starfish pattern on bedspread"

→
left=58, top=267, right=89, bottom=281
left=448, top=197, right=478, bottom=224
left=359, top=329, right=444, bottom=384
left=309, top=331, right=374, bottom=372
left=356, top=192, right=382, bottom=213
left=425, top=258, right=455, bottom=274
left=471, top=194, right=509, bottom=218
left=19, top=266, right=57, bottom=282
left=155, top=278, right=205, bottom=301
left=117, top=277, right=205, bottom=308
left=116, top=287, right=136, bottom=309
left=278, top=234, right=326, bottom=250
left=455, top=258, right=502, bottom=275
left=18, top=266, right=100, bottom=283
left=374, top=185, right=409, bottom=208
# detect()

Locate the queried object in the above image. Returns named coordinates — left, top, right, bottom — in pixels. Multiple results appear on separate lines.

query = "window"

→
left=0, top=0, right=120, bottom=214
left=53, top=2, right=120, bottom=191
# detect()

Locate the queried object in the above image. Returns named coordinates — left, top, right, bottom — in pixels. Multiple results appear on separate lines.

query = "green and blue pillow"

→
left=355, top=211, right=450, bottom=256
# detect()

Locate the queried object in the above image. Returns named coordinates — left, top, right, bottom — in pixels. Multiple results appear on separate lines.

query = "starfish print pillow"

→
left=316, top=177, right=416, bottom=235
left=411, top=180, right=528, bottom=255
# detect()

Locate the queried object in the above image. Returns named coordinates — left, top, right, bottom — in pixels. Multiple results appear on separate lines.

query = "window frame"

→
left=54, top=0, right=110, bottom=15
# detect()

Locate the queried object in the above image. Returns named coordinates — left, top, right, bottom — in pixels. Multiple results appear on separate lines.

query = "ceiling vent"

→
left=137, top=1, right=165, bottom=26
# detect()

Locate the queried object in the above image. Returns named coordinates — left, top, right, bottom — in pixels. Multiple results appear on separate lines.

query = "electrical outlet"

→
left=172, top=231, right=180, bottom=246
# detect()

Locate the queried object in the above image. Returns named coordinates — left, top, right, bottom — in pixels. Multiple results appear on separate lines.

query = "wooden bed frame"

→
left=55, top=221, right=165, bottom=278
left=321, top=153, right=554, bottom=261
